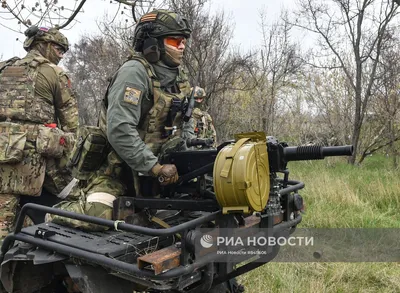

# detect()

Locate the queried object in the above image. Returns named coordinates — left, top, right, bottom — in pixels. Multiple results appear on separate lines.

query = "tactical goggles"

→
left=164, top=36, right=187, bottom=48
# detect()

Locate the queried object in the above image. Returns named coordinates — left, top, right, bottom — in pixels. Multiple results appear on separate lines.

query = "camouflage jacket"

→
left=0, top=50, right=78, bottom=132
left=0, top=50, right=79, bottom=195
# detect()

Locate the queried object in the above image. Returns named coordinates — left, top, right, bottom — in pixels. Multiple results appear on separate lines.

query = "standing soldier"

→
left=191, top=86, right=217, bottom=146
left=0, top=26, right=79, bottom=240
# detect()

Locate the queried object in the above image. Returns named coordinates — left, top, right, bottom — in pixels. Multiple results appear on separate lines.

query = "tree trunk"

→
left=389, top=120, right=398, bottom=169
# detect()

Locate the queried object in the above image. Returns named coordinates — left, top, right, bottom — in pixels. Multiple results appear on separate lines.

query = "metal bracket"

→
left=34, top=229, right=55, bottom=239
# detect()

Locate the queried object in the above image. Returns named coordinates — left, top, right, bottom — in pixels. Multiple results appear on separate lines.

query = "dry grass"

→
left=237, top=155, right=400, bottom=292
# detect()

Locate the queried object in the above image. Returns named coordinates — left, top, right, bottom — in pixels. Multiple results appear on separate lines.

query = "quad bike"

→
left=0, top=132, right=353, bottom=293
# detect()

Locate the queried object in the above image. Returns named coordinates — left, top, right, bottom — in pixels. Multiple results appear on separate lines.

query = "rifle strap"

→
left=150, top=216, right=182, bottom=239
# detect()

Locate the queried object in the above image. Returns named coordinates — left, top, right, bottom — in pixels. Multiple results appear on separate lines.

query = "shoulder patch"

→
left=124, top=86, right=141, bottom=105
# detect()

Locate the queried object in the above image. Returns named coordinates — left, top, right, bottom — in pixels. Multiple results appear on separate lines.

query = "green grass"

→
left=237, top=155, right=400, bottom=292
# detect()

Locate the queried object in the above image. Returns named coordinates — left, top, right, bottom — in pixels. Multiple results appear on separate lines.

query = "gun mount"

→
left=0, top=132, right=353, bottom=293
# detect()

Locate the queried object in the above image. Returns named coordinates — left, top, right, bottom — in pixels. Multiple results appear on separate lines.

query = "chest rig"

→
left=192, top=108, right=207, bottom=138
left=128, top=55, right=191, bottom=156
left=0, top=53, right=56, bottom=124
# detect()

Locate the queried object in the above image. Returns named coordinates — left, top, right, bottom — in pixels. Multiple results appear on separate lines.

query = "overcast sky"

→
left=0, top=0, right=294, bottom=60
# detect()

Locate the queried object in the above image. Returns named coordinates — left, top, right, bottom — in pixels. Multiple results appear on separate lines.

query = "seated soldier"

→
left=47, top=9, right=196, bottom=230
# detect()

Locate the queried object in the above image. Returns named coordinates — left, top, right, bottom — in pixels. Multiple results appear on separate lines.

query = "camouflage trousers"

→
left=0, top=195, right=35, bottom=244
left=0, top=194, right=19, bottom=242
left=46, top=175, right=126, bottom=231
left=47, top=195, right=113, bottom=232
left=43, top=156, right=74, bottom=196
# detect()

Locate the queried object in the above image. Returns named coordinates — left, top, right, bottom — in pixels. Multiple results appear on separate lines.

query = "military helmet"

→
left=133, top=9, right=191, bottom=50
left=191, top=86, right=206, bottom=98
left=23, top=26, right=69, bottom=52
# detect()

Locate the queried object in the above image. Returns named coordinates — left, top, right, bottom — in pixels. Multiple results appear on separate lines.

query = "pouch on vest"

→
left=0, top=149, right=46, bottom=196
left=36, top=125, right=64, bottom=158
left=68, top=126, right=108, bottom=180
left=0, top=124, right=27, bottom=164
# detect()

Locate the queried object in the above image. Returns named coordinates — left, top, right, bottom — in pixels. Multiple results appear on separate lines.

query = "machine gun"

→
left=0, top=132, right=353, bottom=293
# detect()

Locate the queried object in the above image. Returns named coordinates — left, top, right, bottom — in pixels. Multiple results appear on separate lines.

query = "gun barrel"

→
left=283, top=145, right=353, bottom=162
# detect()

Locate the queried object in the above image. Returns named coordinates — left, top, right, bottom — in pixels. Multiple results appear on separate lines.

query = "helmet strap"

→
left=142, top=37, right=160, bottom=63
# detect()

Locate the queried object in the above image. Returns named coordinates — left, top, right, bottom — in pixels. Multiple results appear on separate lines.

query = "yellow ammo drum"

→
left=213, top=132, right=270, bottom=214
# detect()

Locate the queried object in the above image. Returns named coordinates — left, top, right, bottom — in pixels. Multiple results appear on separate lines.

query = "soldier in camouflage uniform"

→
left=191, top=86, right=217, bottom=146
left=48, top=9, right=196, bottom=230
left=0, top=26, right=79, bottom=240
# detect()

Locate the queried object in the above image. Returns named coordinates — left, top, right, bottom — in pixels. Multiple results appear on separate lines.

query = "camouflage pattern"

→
left=134, top=55, right=192, bottom=155
left=0, top=147, right=46, bottom=197
left=68, top=126, right=108, bottom=180
left=0, top=57, right=20, bottom=73
left=50, top=9, right=194, bottom=231
left=0, top=44, right=78, bottom=240
left=50, top=54, right=195, bottom=230
left=133, top=9, right=191, bottom=51
left=48, top=196, right=113, bottom=232
left=0, top=123, right=26, bottom=164
left=192, top=108, right=217, bottom=145
left=48, top=152, right=127, bottom=231
left=190, top=86, right=217, bottom=145
left=0, top=50, right=78, bottom=131
left=0, top=55, right=54, bottom=124
left=23, top=26, right=69, bottom=52
left=36, top=125, right=65, bottom=158
left=0, top=195, right=34, bottom=243
left=0, top=194, right=19, bottom=240
left=103, top=53, right=192, bottom=175
left=47, top=149, right=127, bottom=230
left=0, top=49, right=79, bottom=194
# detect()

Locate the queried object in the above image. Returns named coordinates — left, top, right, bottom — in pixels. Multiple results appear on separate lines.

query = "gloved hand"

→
left=150, top=163, right=179, bottom=186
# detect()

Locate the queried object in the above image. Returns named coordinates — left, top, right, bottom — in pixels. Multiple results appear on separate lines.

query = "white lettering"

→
left=268, top=237, right=276, bottom=246
left=305, top=237, right=314, bottom=246
left=277, top=237, right=286, bottom=246
left=288, top=237, right=296, bottom=246
left=235, top=238, right=244, bottom=246
left=248, top=237, right=257, bottom=246
left=259, top=237, right=267, bottom=246
left=217, top=237, right=225, bottom=246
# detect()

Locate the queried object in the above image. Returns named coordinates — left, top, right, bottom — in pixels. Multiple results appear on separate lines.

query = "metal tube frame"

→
left=0, top=180, right=304, bottom=283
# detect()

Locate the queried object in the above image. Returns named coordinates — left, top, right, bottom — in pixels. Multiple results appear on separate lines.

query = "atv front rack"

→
left=1, top=203, right=222, bottom=278
left=1, top=203, right=302, bottom=281
left=0, top=178, right=304, bottom=292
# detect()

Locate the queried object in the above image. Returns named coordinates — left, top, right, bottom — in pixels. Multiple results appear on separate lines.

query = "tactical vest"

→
left=0, top=53, right=71, bottom=197
left=0, top=53, right=57, bottom=124
left=193, top=108, right=206, bottom=138
left=192, top=108, right=212, bottom=136
left=99, top=55, right=191, bottom=156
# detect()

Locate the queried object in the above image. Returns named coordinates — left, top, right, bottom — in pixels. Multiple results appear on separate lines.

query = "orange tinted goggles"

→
left=165, top=37, right=186, bottom=48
